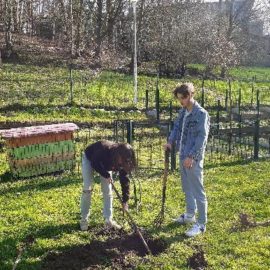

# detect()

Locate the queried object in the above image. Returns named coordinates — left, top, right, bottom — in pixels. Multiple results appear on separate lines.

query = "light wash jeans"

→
left=80, top=153, right=113, bottom=221
left=180, top=158, right=207, bottom=225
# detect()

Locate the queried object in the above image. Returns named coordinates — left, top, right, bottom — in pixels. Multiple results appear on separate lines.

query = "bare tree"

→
left=3, top=0, right=14, bottom=52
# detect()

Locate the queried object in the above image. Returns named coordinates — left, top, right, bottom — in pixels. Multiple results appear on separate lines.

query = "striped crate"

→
left=0, top=123, right=79, bottom=178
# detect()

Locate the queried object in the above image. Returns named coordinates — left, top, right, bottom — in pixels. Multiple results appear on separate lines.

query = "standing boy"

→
left=164, top=83, right=210, bottom=237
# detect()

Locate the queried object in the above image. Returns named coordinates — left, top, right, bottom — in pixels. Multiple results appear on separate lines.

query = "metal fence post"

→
left=225, top=88, right=228, bottom=111
left=251, top=79, right=254, bottom=107
left=254, top=89, right=260, bottom=160
left=228, top=79, right=232, bottom=155
left=127, top=120, right=133, bottom=144
left=216, top=99, right=220, bottom=133
left=114, top=120, right=119, bottom=142
left=169, top=101, right=173, bottom=122
left=155, top=76, right=160, bottom=122
left=145, top=89, right=149, bottom=111
left=201, top=78, right=205, bottom=107
left=69, top=64, right=74, bottom=105
left=238, top=88, right=242, bottom=136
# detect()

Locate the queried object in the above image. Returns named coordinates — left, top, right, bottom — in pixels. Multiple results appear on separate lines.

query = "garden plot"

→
left=41, top=227, right=167, bottom=270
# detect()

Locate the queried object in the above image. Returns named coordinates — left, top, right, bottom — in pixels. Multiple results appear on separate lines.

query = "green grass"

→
left=0, top=160, right=269, bottom=269
left=1, top=64, right=270, bottom=126
left=229, top=66, right=270, bottom=81
left=0, top=64, right=270, bottom=269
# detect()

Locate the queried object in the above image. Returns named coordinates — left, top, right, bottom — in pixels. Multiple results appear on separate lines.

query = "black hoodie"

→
left=84, top=140, right=130, bottom=203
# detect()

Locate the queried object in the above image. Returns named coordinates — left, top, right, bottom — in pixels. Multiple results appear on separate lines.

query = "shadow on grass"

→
left=0, top=237, right=18, bottom=270
left=204, top=157, right=262, bottom=169
left=0, top=102, right=138, bottom=114
left=0, top=173, right=80, bottom=195
left=0, top=222, right=80, bottom=270
left=146, top=221, right=188, bottom=245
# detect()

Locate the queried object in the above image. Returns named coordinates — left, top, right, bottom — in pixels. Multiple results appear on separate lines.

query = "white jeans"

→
left=80, top=153, right=113, bottom=221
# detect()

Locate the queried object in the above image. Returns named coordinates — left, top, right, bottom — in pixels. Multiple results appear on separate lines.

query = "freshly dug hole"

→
left=42, top=227, right=168, bottom=270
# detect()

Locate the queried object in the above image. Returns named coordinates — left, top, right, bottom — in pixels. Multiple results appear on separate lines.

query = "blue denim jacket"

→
left=168, top=101, right=210, bottom=161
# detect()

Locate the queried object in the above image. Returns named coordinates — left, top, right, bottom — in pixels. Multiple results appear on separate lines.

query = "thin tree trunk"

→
left=70, top=0, right=75, bottom=57
left=75, top=0, right=84, bottom=56
left=4, top=0, right=13, bottom=52
left=95, top=0, right=103, bottom=58
left=106, top=0, right=112, bottom=44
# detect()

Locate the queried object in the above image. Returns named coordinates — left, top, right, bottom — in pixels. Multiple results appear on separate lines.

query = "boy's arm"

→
left=119, top=170, right=130, bottom=203
left=188, top=111, right=210, bottom=160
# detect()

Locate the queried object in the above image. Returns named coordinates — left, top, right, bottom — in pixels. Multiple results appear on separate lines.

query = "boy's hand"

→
left=106, top=177, right=113, bottom=184
left=164, top=143, right=172, bottom=151
left=122, top=202, right=129, bottom=212
left=183, top=157, right=194, bottom=169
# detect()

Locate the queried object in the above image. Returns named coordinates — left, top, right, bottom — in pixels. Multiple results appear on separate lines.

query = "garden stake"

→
left=154, top=149, right=170, bottom=227
left=110, top=181, right=152, bottom=255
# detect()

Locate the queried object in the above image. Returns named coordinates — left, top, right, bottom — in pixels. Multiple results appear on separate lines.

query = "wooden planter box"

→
left=0, top=123, right=79, bottom=178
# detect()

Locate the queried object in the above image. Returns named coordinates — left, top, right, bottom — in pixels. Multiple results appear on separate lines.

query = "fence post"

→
left=253, top=89, right=260, bottom=160
left=69, top=64, right=74, bottom=105
left=228, top=79, right=232, bottom=155
left=216, top=99, right=220, bottom=133
left=145, top=89, right=149, bottom=111
left=114, top=120, right=118, bottom=142
left=169, top=101, right=173, bottom=122
left=127, top=120, right=133, bottom=144
left=225, top=88, right=228, bottom=111
left=201, top=78, right=205, bottom=107
left=238, top=88, right=242, bottom=136
left=251, top=78, right=254, bottom=107
left=155, top=75, right=160, bottom=122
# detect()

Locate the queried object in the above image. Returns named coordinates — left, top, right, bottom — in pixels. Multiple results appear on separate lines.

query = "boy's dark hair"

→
left=112, top=143, right=136, bottom=172
left=173, top=83, right=195, bottom=98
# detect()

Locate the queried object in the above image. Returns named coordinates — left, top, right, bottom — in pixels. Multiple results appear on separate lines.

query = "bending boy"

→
left=80, top=140, right=136, bottom=231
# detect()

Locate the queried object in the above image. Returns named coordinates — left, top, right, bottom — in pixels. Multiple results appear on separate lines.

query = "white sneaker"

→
left=80, top=219, right=88, bottom=231
left=105, top=219, right=122, bottom=230
left=174, top=213, right=196, bottom=224
left=185, top=223, right=206, bottom=237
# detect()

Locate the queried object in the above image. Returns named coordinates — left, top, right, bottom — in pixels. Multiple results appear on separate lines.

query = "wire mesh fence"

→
left=71, top=115, right=270, bottom=175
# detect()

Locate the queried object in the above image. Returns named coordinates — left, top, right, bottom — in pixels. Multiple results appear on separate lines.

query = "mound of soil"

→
left=42, top=227, right=167, bottom=270
left=187, top=245, right=208, bottom=270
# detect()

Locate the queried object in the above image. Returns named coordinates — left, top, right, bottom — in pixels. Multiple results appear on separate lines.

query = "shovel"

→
left=110, top=181, right=152, bottom=255
left=154, top=149, right=170, bottom=227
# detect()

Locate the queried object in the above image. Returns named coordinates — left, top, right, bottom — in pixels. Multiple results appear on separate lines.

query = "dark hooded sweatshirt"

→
left=84, top=140, right=130, bottom=203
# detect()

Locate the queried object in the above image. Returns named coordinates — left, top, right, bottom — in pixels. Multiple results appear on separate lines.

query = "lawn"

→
left=1, top=64, right=270, bottom=125
left=0, top=160, right=269, bottom=269
left=0, top=64, right=270, bottom=269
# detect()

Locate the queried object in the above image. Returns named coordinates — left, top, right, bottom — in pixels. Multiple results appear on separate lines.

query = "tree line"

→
left=0, top=0, right=269, bottom=76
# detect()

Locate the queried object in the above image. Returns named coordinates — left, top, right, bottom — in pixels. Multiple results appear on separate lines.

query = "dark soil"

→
left=41, top=227, right=167, bottom=270
left=187, top=245, right=208, bottom=270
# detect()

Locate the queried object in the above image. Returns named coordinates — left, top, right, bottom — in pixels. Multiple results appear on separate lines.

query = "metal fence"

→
left=73, top=115, right=270, bottom=174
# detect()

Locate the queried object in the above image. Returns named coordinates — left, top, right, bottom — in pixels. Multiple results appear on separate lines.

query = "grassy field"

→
left=0, top=64, right=270, bottom=269
left=0, top=160, right=269, bottom=269
left=1, top=64, right=270, bottom=124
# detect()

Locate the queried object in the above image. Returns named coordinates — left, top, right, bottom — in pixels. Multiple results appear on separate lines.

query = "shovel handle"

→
left=110, top=181, right=152, bottom=255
